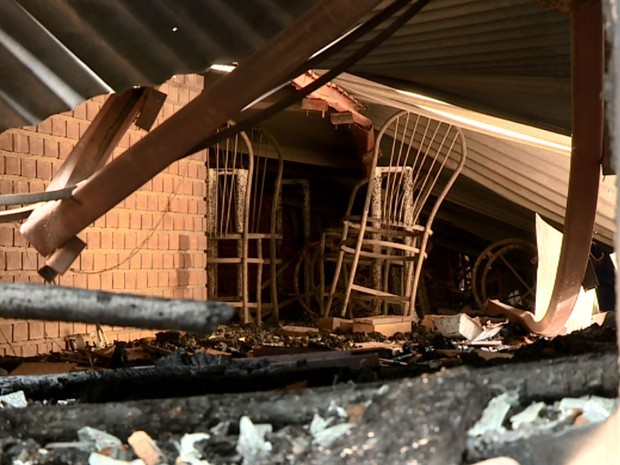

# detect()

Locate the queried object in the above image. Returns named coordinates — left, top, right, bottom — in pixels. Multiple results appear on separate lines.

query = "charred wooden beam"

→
left=20, top=0, right=384, bottom=257
left=0, top=283, right=233, bottom=333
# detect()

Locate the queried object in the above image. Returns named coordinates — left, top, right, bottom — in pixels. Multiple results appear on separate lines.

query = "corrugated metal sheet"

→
left=333, top=73, right=615, bottom=247
left=0, top=0, right=571, bottom=135
left=330, top=0, right=571, bottom=134
left=0, top=0, right=316, bottom=131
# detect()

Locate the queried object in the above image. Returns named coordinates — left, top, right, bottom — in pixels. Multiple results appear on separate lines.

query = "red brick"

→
left=125, top=272, right=137, bottom=288
left=85, top=102, right=100, bottom=121
left=22, top=252, right=37, bottom=271
left=136, top=272, right=148, bottom=288
left=0, top=132, right=12, bottom=150
left=29, top=135, right=43, bottom=155
left=21, top=344, right=39, bottom=357
left=106, top=253, right=120, bottom=270
left=0, top=178, right=11, bottom=194
left=21, top=157, right=36, bottom=178
left=59, top=141, right=73, bottom=159
left=44, top=139, right=59, bottom=158
left=118, top=210, right=130, bottom=228
left=100, top=273, right=113, bottom=290
left=66, top=120, right=80, bottom=140
left=36, top=118, right=52, bottom=134
left=80, top=253, right=94, bottom=270
left=125, top=233, right=137, bottom=250
left=13, top=180, right=27, bottom=194
left=113, top=232, right=124, bottom=249
left=85, top=231, right=101, bottom=248
left=45, top=322, right=60, bottom=338
left=12, top=133, right=29, bottom=153
left=51, top=118, right=66, bottom=137
left=0, top=324, right=13, bottom=344
left=73, top=102, right=87, bottom=120
left=152, top=253, right=163, bottom=269
left=29, top=321, right=45, bottom=340
left=36, top=160, right=53, bottom=180
left=4, top=155, right=19, bottom=175
left=13, top=322, right=28, bottom=342
left=163, top=253, right=174, bottom=269
left=129, top=254, right=140, bottom=270
left=30, top=179, right=46, bottom=192
left=158, top=271, right=169, bottom=287
left=73, top=323, right=87, bottom=335
left=0, top=227, right=13, bottom=246
left=113, top=272, right=125, bottom=289
left=59, top=322, right=74, bottom=337
left=87, top=274, right=100, bottom=289
left=101, top=231, right=113, bottom=248
left=72, top=274, right=87, bottom=289
left=93, top=253, right=106, bottom=271
left=5, top=251, right=21, bottom=270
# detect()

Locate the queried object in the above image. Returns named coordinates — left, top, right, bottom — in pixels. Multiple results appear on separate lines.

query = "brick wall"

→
left=0, top=74, right=207, bottom=356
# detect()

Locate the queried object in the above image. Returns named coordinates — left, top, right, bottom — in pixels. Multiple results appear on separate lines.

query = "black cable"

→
left=184, top=0, right=431, bottom=156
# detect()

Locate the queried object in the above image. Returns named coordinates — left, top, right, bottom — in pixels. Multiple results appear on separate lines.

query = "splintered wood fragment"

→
left=318, top=317, right=353, bottom=332
left=301, top=97, right=329, bottom=113
left=280, top=325, right=319, bottom=337
left=330, top=111, right=355, bottom=125
left=352, top=316, right=413, bottom=337
left=0, top=283, right=233, bottom=333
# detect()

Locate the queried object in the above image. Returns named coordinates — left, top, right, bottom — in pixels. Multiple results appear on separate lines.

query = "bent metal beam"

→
left=488, top=0, right=604, bottom=337
left=20, top=0, right=384, bottom=257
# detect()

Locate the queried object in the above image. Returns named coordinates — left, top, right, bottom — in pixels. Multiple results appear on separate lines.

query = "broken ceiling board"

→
left=352, top=315, right=412, bottom=337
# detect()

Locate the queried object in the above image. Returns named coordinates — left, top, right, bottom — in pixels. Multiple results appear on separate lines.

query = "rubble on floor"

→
left=0, top=311, right=615, bottom=464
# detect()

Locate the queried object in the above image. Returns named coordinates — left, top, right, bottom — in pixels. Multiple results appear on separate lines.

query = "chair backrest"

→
left=206, top=125, right=283, bottom=238
left=368, top=110, right=467, bottom=232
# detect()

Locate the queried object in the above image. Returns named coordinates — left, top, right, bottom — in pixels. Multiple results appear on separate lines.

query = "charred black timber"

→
left=0, top=352, right=615, bottom=449
left=0, top=351, right=380, bottom=403
left=0, top=283, right=233, bottom=333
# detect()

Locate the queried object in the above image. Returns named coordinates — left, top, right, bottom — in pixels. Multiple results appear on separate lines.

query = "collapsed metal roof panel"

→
left=330, top=0, right=571, bottom=133
left=0, top=0, right=316, bottom=131
left=334, top=73, right=615, bottom=247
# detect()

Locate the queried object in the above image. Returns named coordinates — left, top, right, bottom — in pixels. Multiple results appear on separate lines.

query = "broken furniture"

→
left=324, top=110, right=467, bottom=320
left=206, top=124, right=284, bottom=324
left=471, top=238, right=538, bottom=310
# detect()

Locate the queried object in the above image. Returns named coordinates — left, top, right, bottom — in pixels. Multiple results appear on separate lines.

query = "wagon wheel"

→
left=472, top=238, right=537, bottom=309
left=293, top=241, right=324, bottom=316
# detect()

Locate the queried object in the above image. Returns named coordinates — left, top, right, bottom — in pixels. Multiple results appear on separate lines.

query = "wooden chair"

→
left=325, top=110, right=467, bottom=320
left=206, top=124, right=284, bottom=323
